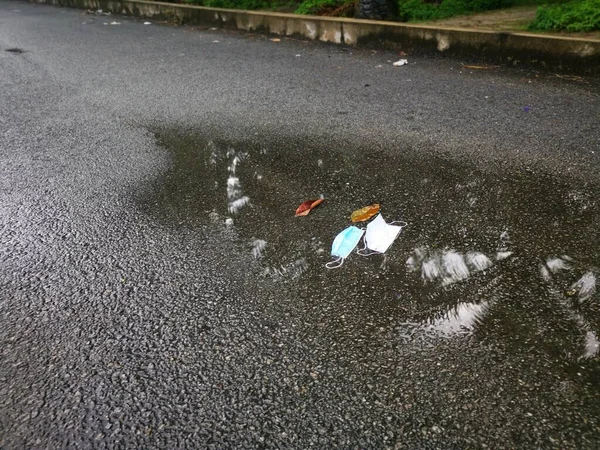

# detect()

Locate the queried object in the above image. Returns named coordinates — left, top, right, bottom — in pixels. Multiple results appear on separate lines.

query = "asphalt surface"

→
left=1, top=1, right=600, bottom=448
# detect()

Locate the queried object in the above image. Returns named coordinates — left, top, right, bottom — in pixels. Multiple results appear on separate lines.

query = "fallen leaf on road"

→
left=555, top=73, right=586, bottom=82
left=295, top=198, right=324, bottom=217
left=351, top=203, right=380, bottom=222
left=463, top=65, right=491, bottom=70
left=270, top=38, right=281, bottom=42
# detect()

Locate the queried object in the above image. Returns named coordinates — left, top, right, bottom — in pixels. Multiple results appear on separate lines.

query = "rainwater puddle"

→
left=138, top=129, right=600, bottom=365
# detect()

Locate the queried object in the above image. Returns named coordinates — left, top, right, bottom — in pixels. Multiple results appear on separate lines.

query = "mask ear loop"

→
left=357, top=221, right=406, bottom=256
left=325, top=257, right=344, bottom=269
left=356, top=237, right=380, bottom=256
left=390, top=220, right=408, bottom=229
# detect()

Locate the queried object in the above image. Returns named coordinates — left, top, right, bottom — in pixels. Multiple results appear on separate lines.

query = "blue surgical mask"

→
left=326, top=226, right=365, bottom=269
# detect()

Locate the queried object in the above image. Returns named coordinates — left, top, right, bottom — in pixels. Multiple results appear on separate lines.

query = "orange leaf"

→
left=295, top=198, right=324, bottom=217
left=351, top=203, right=380, bottom=222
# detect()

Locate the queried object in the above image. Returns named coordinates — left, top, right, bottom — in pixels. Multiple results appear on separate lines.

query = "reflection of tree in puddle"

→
left=250, top=239, right=267, bottom=259
left=225, top=147, right=251, bottom=215
left=540, top=256, right=599, bottom=359
left=433, top=301, right=489, bottom=334
left=402, top=246, right=599, bottom=360
left=407, top=247, right=495, bottom=286
left=400, top=247, right=501, bottom=342
left=262, top=258, right=308, bottom=280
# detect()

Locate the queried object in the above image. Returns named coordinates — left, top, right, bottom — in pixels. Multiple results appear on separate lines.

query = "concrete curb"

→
left=31, top=0, right=600, bottom=75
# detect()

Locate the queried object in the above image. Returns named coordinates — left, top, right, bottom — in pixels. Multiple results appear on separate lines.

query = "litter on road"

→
left=110, top=21, right=120, bottom=25
left=357, top=214, right=406, bottom=255
left=463, top=64, right=491, bottom=70
left=144, top=21, right=152, bottom=25
left=326, top=226, right=365, bottom=269
left=295, top=198, right=324, bottom=217
left=351, top=203, right=380, bottom=222
left=393, top=59, right=408, bottom=67
left=86, top=9, right=110, bottom=15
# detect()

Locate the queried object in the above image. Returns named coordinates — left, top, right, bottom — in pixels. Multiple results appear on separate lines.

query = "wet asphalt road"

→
left=1, top=1, right=600, bottom=448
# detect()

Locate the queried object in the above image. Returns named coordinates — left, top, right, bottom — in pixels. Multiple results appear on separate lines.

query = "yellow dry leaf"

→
left=351, top=203, right=380, bottom=222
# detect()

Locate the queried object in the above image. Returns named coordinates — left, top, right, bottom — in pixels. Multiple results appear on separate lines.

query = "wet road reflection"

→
left=139, top=130, right=600, bottom=364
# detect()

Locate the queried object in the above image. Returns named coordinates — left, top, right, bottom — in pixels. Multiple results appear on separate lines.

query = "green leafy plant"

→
left=528, top=0, right=600, bottom=31
left=184, top=0, right=275, bottom=9
left=397, top=0, right=533, bottom=21
left=295, top=0, right=354, bottom=14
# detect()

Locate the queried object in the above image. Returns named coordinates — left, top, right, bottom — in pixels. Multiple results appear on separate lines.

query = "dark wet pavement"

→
left=135, top=130, right=600, bottom=445
left=146, top=130, right=600, bottom=357
left=1, top=2, right=599, bottom=448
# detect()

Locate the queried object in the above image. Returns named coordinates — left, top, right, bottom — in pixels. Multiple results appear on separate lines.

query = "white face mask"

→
left=357, top=214, right=406, bottom=255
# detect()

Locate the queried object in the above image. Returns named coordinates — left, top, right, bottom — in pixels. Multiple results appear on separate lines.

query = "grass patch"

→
left=397, top=0, right=540, bottom=21
left=295, top=0, right=354, bottom=15
left=179, top=0, right=599, bottom=32
left=183, top=0, right=355, bottom=15
left=528, top=0, right=600, bottom=31
left=183, top=0, right=297, bottom=10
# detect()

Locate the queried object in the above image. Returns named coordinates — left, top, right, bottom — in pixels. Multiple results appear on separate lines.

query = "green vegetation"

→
left=398, top=0, right=530, bottom=22
left=295, top=0, right=352, bottom=15
left=184, top=0, right=289, bottom=10
left=180, top=0, right=599, bottom=32
left=184, top=0, right=353, bottom=15
left=528, top=0, right=600, bottom=31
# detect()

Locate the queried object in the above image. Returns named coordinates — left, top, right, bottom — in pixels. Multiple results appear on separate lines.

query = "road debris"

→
left=393, top=59, right=408, bottom=67
left=144, top=21, right=152, bottom=25
left=351, top=203, right=380, bottom=222
left=326, top=226, right=365, bottom=269
left=463, top=64, right=491, bottom=70
left=270, top=38, right=281, bottom=42
left=110, top=21, right=121, bottom=25
left=295, top=198, right=324, bottom=217
left=86, top=9, right=111, bottom=15
left=357, top=214, right=406, bottom=255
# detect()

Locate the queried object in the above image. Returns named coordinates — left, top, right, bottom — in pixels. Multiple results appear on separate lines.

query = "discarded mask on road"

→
left=326, top=226, right=365, bottom=269
left=357, top=214, right=406, bottom=256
